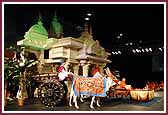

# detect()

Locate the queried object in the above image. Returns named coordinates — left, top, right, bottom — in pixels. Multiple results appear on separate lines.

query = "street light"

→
left=120, top=33, right=123, bottom=36
left=149, top=48, right=152, bottom=52
left=142, top=49, right=145, bottom=52
left=86, top=13, right=92, bottom=16
left=117, top=33, right=123, bottom=39
left=159, top=48, right=163, bottom=51
left=85, top=17, right=90, bottom=21
left=118, top=51, right=121, bottom=54
left=132, top=49, right=136, bottom=53
left=112, top=52, right=115, bottom=54
left=145, top=48, right=149, bottom=52
left=117, top=36, right=120, bottom=39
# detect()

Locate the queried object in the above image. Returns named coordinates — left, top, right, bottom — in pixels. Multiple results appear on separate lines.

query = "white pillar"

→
left=82, top=64, right=89, bottom=77
left=73, top=65, right=79, bottom=76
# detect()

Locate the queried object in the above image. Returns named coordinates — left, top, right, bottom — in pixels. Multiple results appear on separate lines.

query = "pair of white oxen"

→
left=60, top=71, right=117, bottom=109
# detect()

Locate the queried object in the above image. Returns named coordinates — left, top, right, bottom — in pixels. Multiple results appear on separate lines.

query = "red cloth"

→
left=92, top=67, right=100, bottom=76
left=113, top=79, right=120, bottom=84
left=65, top=74, right=73, bottom=80
left=58, top=65, right=65, bottom=72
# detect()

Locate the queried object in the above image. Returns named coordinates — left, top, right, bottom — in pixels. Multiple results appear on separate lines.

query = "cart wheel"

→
left=38, top=80, right=65, bottom=107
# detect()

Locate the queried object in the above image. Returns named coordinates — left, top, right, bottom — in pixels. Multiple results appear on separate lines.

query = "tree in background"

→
left=4, top=46, right=39, bottom=106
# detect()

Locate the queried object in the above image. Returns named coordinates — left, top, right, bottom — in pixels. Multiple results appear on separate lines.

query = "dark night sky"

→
left=4, top=4, right=164, bottom=88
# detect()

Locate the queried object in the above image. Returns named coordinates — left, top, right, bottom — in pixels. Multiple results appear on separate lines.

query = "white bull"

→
left=69, top=76, right=116, bottom=109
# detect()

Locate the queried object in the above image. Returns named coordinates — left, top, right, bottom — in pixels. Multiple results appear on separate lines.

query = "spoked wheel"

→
left=38, top=80, right=65, bottom=107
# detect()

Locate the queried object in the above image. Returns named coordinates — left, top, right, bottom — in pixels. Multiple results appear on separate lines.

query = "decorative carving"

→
left=83, top=38, right=107, bottom=58
left=91, top=40, right=101, bottom=55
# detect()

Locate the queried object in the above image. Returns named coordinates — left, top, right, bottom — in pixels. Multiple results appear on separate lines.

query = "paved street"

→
left=4, top=91, right=164, bottom=112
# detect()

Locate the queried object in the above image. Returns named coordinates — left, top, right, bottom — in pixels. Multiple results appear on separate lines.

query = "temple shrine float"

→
left=16, top=14, right=155, bottom=107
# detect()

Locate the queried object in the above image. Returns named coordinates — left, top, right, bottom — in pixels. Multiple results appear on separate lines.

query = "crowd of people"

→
left=144, top=81, right=164, bottom=91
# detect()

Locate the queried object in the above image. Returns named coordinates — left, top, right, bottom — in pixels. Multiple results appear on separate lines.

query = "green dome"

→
left=22, top=20, right=49, bottom=50
left=48, top=16, right=63, bottom=38
left=52, top=16, right=63, bottom=34
left=28, top=21, right=48, bottom=36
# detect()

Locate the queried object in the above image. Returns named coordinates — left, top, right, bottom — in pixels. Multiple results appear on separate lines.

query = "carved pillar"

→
left=82, top=64, right=89, bottom=77
left=52, top=64, right=58, bottom=73
left=52, top=64, right=55, bottom=73
left=73, top=65, right=79, bottom=76
left=37, top=63, right=43, bottom=73
left=39, top=50, right=44, bottom=64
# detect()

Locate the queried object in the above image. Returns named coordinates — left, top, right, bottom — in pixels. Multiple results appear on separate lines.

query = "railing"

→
left=32, top=73, right=59, bottom=82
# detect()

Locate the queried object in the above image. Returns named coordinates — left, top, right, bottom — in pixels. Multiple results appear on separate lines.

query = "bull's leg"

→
left=69, top=93, right=73, bottom=107
left=69, top=87, right=74, bottom=107
left=69, top=95, right=72, bottom=107
left=73, top=96, right=75, bottom=103
left=90, top=96, right=95, bottom=109
left=74, top=95, right=79, bottom=109
left=80, top=94, right=84, bottom=102
left=96, top=97, right=101, bottom=107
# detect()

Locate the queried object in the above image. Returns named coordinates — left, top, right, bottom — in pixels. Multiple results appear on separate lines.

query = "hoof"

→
left=75, top=105, right=79, bottom=109
left=90, top=105, right=94, bottom=109
left=80, top=99, right=84, bottom=102
left=97, top=104, right=101, bottom=107
left=69, top=103, right=72, bottom=107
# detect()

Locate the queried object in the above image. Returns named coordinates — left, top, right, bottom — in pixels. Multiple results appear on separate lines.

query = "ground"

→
left=4, top=91, right=164, bottom=112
